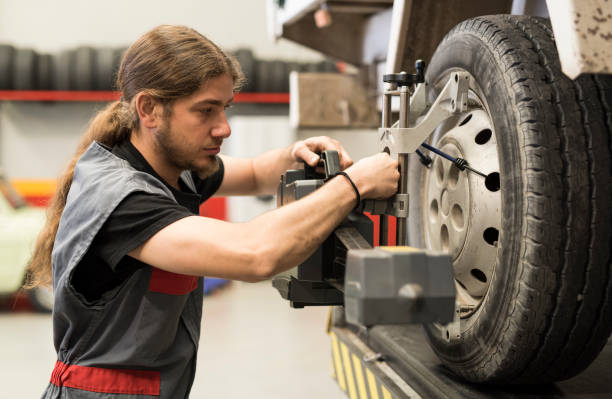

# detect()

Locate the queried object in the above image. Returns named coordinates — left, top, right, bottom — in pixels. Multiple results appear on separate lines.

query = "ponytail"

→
left=25, top=101, right=132, bottom=288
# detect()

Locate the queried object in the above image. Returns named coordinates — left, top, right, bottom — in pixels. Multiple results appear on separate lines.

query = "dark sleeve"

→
left=90, top=191, right=193, bottom=270
left=192, top=156, right=224, bottom=203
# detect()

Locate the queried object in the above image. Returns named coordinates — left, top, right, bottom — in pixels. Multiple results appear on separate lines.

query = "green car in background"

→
left=0, top=171, right=52, bottom=312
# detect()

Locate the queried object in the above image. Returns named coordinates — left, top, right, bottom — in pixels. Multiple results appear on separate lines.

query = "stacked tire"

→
left=0, top=44, right=336, bottom=92
left=0, top=46, right=126, bottom=91
left=0, top=44, right=15, bottom=89
left=232, top=48, right=337, bottom=93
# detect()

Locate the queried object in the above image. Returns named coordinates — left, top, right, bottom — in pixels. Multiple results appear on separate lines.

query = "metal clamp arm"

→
left=379, top=71, right=470, bottom=156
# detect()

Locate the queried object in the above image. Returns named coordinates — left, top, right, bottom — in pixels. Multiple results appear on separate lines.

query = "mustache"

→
left=205, top=141, right=223, bottom=148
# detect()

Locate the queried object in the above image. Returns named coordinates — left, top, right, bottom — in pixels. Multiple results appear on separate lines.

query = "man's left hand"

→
left=290, top=136, right=353, bottom=171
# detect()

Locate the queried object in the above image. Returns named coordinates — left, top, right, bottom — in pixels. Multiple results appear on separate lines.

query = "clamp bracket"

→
left=357, top=193, right=409, bottom=218
left=379, top=71, right=470, bottom=156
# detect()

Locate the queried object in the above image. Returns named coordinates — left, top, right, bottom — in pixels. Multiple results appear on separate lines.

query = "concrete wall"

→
left=0, top=102, right=101, bottom=178
left=225, top=116, right=295, bottom=222
left=0, top=0, right=323, bottom=60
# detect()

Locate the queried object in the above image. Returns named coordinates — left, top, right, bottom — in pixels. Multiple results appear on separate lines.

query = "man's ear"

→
left=135, top=92, right=163, bottom=129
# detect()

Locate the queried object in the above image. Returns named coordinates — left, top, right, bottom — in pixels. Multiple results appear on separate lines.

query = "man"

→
left=31, top=25, right=398, bottom=398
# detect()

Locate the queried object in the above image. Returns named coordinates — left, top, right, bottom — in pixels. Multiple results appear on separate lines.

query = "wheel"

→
left=287, top=62, right=301, bottom=74
left=316, top=60, right=337, bottom=73
left=37, top=53, right=54, bottom=90
left=0, top=45, right=15, bottom=89
left=113, top=47, right=127, bottom=71
left=234, top=48, right=256, bottom=92
left=407, top=15, right=612, bottom=384
left=72, top=46, right=96, bottom=90
left=94, top=47, right=117, bottom=91
left=13, top=48, right=38, bottom=90
left=302, top=62, right=319, bottom=73
left=28, top=286, right=53, bottom=313
left=53, top=50, right=72, bottom=91
left=268, top=60, right=288, bottom=92
left=254, top=60, right=273, bottom=92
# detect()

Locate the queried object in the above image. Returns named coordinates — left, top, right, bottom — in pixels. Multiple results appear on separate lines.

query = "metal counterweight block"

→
left=344, top=247, right=455, bottom=326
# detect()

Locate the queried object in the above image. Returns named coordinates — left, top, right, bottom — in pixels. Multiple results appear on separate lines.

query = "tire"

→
left=37, top=53, right=54, bottom=90
left=114, top=47, right=127, bottom=70
left=72, top=46, right=96, bottom=90
left=0, top=44, right=15, bottom=89
left=268, top=60, right=288, bottom=92
left=94, top=47, right=117, bottom=91
left=28, top=286, right=53, bottom=313
left=316, top=59, right=337, bottom=73
left=287, top=61, right=301, bottom=74
left=254, top=60, right=273, bottom=92
left=112, top=47, right=127, bottom=89
left=13, top=48, right=38, bottom=90
left=407, top=15, right=612, bottom=384
left=53, top=50, right=72, bottom=91
left=234, top=48, right=256, bottom=92
left=302, top=62, right=319, bottom=73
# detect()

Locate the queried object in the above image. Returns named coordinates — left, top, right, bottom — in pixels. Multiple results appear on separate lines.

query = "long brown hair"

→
left=25, top=25, right=244, bottom=288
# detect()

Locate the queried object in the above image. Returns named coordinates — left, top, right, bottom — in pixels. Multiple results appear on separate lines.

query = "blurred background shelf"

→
left=0, top=91, right=290, bottom=103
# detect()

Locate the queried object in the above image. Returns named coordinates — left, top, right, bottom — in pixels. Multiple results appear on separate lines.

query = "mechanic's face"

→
left=153, top=74, right=234, bottom=178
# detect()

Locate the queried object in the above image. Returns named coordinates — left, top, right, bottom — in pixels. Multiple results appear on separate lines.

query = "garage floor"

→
left=0, top=281, right=344, bottom=398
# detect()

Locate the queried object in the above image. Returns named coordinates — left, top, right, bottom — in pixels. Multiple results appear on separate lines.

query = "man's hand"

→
left=290, top=136, right=353, bottom=170
left=219, top=135, right=361, bottom=197
left=344, top=153, right=399, bottom=199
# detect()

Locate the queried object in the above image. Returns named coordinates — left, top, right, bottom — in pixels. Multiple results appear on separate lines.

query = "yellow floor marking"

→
left=351, top=353, right=368, bottom=399
left=366, top=368, right=380, bottom=399
left=381, top=385, right=392, bottom=399
left=340, top=342, right=358, bottom=399
left=330, top=332, right=347, bottom=391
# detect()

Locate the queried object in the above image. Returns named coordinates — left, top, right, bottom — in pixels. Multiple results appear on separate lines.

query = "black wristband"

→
left=334, top=171, right=360, bottom=208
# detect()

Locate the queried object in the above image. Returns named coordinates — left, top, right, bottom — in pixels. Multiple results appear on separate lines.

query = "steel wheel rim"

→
left=421, top=71, right=502, bottom=317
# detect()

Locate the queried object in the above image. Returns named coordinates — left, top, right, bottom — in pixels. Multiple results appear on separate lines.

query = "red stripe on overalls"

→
left=50, top=360, right=160, bottom=395
left=149, top=267, right=198, bottom=295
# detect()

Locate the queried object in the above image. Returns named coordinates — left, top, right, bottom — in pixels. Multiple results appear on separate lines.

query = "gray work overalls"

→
left=42, top=142, right=204, bottom=398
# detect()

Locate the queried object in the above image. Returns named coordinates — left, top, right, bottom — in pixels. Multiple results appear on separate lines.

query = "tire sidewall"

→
left=412, top=32, right=524, bottom=369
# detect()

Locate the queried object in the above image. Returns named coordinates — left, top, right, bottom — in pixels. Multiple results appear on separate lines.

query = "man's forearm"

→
left=243, top=174, right=357, bottom=276
left=251, top=145, right=299, bottom=194
left=129, top=152, right=398, bottom=282
left=131, top=173, right=358, bottom=282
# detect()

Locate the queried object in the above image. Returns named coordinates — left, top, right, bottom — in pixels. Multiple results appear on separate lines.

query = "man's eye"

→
left=201, top=108, right=213, bottom=114
left=224, top=104, right=233, bottom=110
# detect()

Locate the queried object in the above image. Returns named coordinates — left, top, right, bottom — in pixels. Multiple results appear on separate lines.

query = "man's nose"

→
left=211, top=113, right=231, bottom=139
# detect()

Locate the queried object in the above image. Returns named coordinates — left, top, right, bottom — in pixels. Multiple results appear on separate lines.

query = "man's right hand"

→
left=344, top=152, right=400, bottom=199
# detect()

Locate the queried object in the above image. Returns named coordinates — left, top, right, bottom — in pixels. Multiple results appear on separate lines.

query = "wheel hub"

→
left=427, top=142, right=470, bottom=260
left=423, top=109, right=501, bottom=307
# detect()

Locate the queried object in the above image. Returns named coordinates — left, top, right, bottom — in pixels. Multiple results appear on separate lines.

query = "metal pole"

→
left=382, top=92, right=392, bottom=128
left=396, top=85, right=410, bottom=246
left=380, top=92, right=393, bottom=246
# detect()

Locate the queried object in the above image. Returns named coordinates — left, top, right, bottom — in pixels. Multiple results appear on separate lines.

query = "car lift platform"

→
left=330, top=325, right=612, bottom=399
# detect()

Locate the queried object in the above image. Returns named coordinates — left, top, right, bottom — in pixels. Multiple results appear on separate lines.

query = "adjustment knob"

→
left=383, top=59, right=426, bottom=87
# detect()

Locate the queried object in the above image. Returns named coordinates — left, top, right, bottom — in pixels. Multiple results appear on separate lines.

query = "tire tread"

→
left=422, top=15, right=612, bottom=383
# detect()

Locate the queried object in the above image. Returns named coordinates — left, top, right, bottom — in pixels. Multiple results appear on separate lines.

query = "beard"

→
left=153, top=118, right=220, bottom=180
